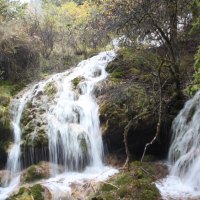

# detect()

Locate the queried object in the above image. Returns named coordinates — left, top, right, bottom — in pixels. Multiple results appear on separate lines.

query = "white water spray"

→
left=156, top=91, right=200, bottom=199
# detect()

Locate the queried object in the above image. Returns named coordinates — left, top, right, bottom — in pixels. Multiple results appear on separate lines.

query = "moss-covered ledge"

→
left=8, top=184, right=51, bottom=200
left=89, top=161, right=168, bottom=200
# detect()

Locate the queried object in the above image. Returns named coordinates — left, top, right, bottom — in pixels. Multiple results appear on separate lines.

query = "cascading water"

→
left=0, top=89, right=33, bottom=199
left=156, top=91, right=200, bottom=199
left=0, top=49, right=118, bottom=199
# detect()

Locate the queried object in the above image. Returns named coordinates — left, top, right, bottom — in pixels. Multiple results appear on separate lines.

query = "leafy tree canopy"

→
left=0, top=0, right=26, bottom=23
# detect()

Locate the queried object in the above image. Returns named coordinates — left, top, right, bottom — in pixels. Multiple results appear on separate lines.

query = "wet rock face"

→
left=97, top=77, right=171, bottom=158
left=19, top=80, right=91, bottom=168
left=98, top=82, right=174, bottom=158
left=20, top=82, right=56, bottom=167
left=97, top=81, right=154, bottom=155
left=0, top=96, right=12, bottom=169
left=0, top=125, right=12, bottom=169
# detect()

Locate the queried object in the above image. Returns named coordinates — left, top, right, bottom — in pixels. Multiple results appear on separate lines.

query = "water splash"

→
left=156, top=91, right=200, bottom=199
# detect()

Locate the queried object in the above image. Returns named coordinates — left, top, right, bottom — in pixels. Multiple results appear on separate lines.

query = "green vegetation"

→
left=72, top=77, right=84, bottom=87
left=0, top=0, right=26, bottom=23
left=187, top=47, right=200, bottom=95
left=0, top=81, right=26, bottom=97
left=8, top=184, right=44, bottom=200
left=44, top=81, right=57, bottom=96
left=90, top=161, right=163, bottom=200
left=0, top=81, right=24, bottom=166
left=31, top=184, right=44, bottom=200
left=0, top=0, right=110, bottom=84
left=1, top=0, right=200, bottom=198
left=184, top=1, right=200, bottom=95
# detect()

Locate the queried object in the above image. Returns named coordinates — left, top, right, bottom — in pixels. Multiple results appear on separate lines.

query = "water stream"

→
left=0, top=49, right=118, bottom=199
left=156, top=91, right=200, bottom=199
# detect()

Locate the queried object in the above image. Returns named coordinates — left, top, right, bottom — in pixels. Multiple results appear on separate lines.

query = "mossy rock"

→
left=31, top=184, right=44, bottom=200
left=0, top=104, right=12, bottom=168
left=0, top=96, right=10, bottom=107
left=0, top=105, right=10, bottom=129
left=8, top=187, right=32, bottom=200
left=22, top=129, right=48, bottom=149
left=99, top=82, right=153, bottom=154
left=90, top=161, right=164, bottom=200
left=0, top=87, right=11, bottom=130
left=44, top=81, right=57, bottom=97
left=23, top=165, right=46, bottom=183
left=111, top=71, right=125, bottom=79
left=72, top=76, right=85, bottom=88
left=9, top=184, right=45, bottom=200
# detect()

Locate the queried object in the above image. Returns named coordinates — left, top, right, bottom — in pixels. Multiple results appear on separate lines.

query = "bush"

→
left=0, top=34, right=40, bottom=82
left=187, top=47, right=200, bottom=95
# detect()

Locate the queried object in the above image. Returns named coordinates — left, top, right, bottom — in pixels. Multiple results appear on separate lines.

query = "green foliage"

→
left=0, top=81, right=26, bottom=97
left=90, top=161, right=161, bottom=200
left=8, top=184, right=44, bottom=200
left=191, top=0, right=200, bottom=22
left=0, top=0, right=26, bottom=23
left=111, top=71, right=125, bottom=79
left=8, top=187, right=32, bottom=200
left=0, top=34, right=40, bottom=82
left=72, top=77, right=83, bottom=87
left=31, top=184, right=44, bottom=200
left=0, top=81, right=13, bottom=97
left=18, top=187, right=26, bottom=195
left=187, top=47, right=200, bottom=95
left=190, top=0, right=200, bottom=34
left=21, top=0, right=108, bottom=75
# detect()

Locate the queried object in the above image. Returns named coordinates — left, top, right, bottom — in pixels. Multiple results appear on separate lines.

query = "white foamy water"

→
left=0, top=49, right=118, bottom=199
left=156, top=91, right=200, bottom=200
left=43, top=166, right=118, bottom=200
left=46, top=50, right=116, bottom=175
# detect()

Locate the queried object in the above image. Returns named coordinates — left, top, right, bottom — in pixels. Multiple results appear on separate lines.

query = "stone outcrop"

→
left=97, top=49, right=181, bottom=158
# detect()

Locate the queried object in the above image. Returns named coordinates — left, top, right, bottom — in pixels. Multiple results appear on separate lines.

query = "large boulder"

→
left=21, top=162, right=50, bottom=183
left=98, top=81, right=159, bottom=156
left=97, top=48, right=182, bottom=158
left=20, top=81, right=56, bottom=167
left=19, top=80, right=90, bottom=168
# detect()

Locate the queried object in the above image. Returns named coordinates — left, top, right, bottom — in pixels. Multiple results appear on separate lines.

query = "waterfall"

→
left=0, top=90, right=31, bottom=199
left=46, top=51, right=115, bottom=175
left=156, top=91, right=200, bottom=199
left=0, top=50, right=118, bottom=199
